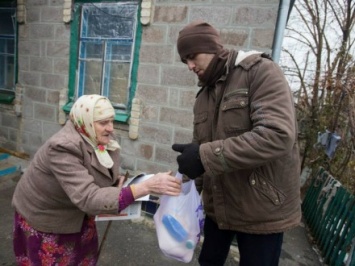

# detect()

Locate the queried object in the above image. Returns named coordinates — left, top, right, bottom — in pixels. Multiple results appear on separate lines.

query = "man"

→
left=172, top=21, right=301, bottom=266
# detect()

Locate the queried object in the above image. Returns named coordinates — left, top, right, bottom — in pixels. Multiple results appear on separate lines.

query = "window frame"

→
left=63, top=0, right=142, bottom=123
left=0, top=2, right=17, bottom=104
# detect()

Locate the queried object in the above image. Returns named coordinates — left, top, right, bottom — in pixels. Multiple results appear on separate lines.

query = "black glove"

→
left=172, top=143, right=205, bottom=179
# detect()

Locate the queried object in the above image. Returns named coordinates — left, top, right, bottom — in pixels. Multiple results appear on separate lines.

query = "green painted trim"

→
left=128, top=2, right=142, bottom=111
left=62, top=100, right=129, bottom=123
left=62, top=101, right=74, bottom=112
left=67, top=4, right=81, bottom=103
left=74, top=0, right=116, bottom=3
left=114, top=112, right=130, bottom=123
left=15, top=9, right=18, bottom=85
left=0, top=91, right=15, bottom=104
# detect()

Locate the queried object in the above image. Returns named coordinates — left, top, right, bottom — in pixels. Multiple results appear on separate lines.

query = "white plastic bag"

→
left=153, top=173, right=204, bottom=263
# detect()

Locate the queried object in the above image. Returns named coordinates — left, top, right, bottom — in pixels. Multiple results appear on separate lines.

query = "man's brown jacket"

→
left=195, top=51, right=301, bottom=234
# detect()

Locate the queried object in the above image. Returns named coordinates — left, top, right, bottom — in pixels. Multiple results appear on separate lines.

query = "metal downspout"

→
left=271, top=0, right=292, bottom=63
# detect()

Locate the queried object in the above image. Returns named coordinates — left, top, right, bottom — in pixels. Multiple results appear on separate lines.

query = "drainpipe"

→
left=271, top=0, right=295, bottom=63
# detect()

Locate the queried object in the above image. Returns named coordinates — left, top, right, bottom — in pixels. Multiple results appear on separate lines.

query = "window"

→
left=0, top=1, right=17, bottom=104
left=65, top=0, right=142, bottom=122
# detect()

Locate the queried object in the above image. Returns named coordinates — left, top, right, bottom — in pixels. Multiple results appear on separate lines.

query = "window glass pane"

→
left=78, top=60, right=103, bottom=95
left=0, top=54, right=14, bottom=90
left=0, top=8, right=15, bottom=36
left=0, top=6, right=16, bottom=91
left=78, top=40, right=103, bottom=95
left=79, top=40, right=103, bottom=59
left=82, top=3, right=137, bottom=39
left=105, top=62, right=130, bottom=108
left=6, top=55, right=14, bottom=89
left=106, top=41, right=132, bottom=61
left=0, top=38, right=6, bottom=53
left=0, top=39, right=15, bottom=53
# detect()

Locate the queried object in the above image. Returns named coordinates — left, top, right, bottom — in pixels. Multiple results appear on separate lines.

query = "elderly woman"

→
left=12, top=94, right=181, bottom=265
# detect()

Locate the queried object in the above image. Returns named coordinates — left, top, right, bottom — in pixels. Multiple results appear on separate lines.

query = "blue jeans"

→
left=199, top=216, right=283, bottom=266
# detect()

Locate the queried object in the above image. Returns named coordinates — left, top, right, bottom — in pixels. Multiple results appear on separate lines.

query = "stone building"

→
left=0, top=0, right=291, bottom=174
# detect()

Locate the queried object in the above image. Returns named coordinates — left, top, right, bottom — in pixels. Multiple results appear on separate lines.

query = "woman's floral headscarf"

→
left=69, top=94, right=120, bottom=168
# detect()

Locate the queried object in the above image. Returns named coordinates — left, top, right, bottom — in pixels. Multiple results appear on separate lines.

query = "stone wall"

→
left=0, top=0, right=279, bottom=174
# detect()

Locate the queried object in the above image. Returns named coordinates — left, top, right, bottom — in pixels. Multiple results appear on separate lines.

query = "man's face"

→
left=94, top=117, right=114, bottom=145
left=183, top=53, right=215, bottom=79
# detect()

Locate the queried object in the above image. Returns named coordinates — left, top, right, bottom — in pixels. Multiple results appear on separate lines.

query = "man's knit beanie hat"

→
left=177, top=21, right=223, bottom=62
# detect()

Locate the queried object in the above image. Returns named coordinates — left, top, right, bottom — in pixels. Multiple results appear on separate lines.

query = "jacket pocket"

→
left=249, top=171, right=286, bottom=206
left=193, top=111, right=209, bottom=142
left=221, top=88, right=251, bottom=135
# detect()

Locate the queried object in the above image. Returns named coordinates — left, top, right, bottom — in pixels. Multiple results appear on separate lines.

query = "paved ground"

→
left=0, top=175, right=324, bottom=266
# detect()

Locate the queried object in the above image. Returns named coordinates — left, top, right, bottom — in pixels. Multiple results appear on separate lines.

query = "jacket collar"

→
left=235, top=50, right=264, bottom=70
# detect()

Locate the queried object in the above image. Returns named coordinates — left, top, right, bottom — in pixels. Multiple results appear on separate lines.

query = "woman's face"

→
left=94, top=117, right=114, bottom=145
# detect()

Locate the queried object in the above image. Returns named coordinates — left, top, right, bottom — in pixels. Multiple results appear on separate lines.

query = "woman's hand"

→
left=117, top=171, right=129, bottom=190
left=132, top=171, right=181, bottom=199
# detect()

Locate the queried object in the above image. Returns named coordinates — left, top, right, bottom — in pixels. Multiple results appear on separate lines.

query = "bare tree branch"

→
left=281, top=0, right=355, bottom=191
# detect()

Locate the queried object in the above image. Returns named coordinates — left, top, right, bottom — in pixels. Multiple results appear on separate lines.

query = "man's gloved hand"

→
left=172, top=143, right=205, bottom=179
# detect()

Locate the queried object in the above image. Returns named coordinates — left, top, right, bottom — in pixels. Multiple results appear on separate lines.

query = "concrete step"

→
left=0, top=161, right=19, bottom=176
left=0, top=153, right=27, bottom=184
left=0, top=153, right=10, bottom=161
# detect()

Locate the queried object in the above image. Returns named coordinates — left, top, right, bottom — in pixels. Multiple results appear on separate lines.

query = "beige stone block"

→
left=140, top=45, right=173, bottom=64
left=141, top=16, right=150, bottom=25
left=63, top=9, right=71, bottom=16
left=129, top=129, right=139, bottom=140
left=132, top=98, right=142, bottom=105
left=137, top=65, right=160, bottom=84
left=141, top=105, right=159, bottom=121
left=142, top=25, right=166, bottom=43
left=19, top=72, right=41, bottom=87
left=130, top=111, right=140, bottom=119
left=17, top=11, right=25, bottom=23
left=14, top=104, right=22, bottom=117
left=41, top=74, right=67, bottom=90
left=18, top=40, right=40, bottom=56
left=130, top=118, right=139, bottom=126
left=131, top=104, right=141, bottom=112
left=160, top=107, right=193, bottom=128
left=252, top=28, right=274, bottom=49
left=63, top=2, right=71, bottom=8
left=136, top=85, right=168, bottom=105
left=42, top=7, right=63, bottom=22
left=234, top=6, right=277, bottom=26
left=46, top=41, right=70, bottom=57
left=138, top=124, right=172, bottom=144
left=29, top=24, right=54, bottom=39
left=34, top=103, right=57, bottom=122
left=141, top=1, right=151, bottom=8
left=17, top=5, right=25, bottom=12
left=63, top=15, right=71, bottom=23
left=24, top=87, right=46, bottom=102
left=141, top=9, right=151, bottom=17
left=161, top=67, right=195, bottom=87
left=155, top=146, right=176, bottom=164
left=30, top=57, right=53, bottom=73
left=153, top=6, right=187, bottom=23
left=220, top=29, right=248, bottom=47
